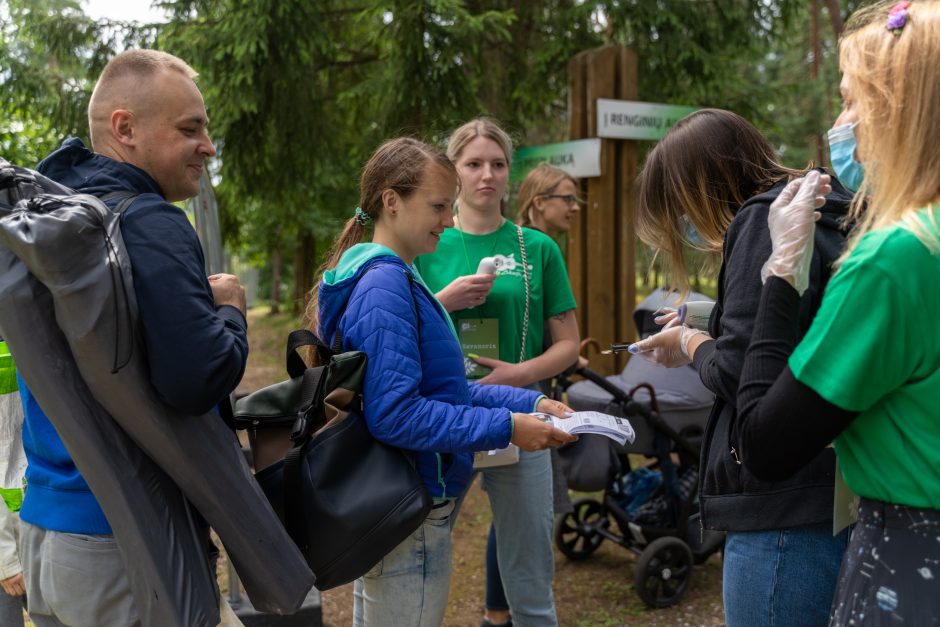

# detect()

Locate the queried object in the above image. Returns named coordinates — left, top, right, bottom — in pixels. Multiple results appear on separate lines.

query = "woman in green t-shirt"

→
left=415, top=119, right=580, bottom=627
left=714, top=3, right=940, bottom=624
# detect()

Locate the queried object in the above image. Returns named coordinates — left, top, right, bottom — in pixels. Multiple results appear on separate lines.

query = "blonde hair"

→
left=635, top=108, right=805, bottom=291
left=445, top=118, right=513, bottom=165
left=516, top=163, right=578, bottom=228
left=446, top=118, right=513, bottom=214
left=839, top=0, right=940, bottom=256
left=88, top=49, right=198, bottom=148
left=304, top=138, right=456, bottom=355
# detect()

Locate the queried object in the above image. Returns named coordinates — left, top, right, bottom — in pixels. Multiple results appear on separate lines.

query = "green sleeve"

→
left=539, top=237, right=577, bottom=319
left=789, top=238, right=925, bottom=412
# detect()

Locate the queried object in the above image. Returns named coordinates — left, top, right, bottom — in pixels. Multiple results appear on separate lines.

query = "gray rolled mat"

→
left=0, top=260, right=221, bottom=626
left=0, top=167, right=314, bottom=626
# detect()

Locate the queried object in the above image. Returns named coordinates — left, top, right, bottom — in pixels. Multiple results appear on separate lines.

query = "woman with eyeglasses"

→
left=628, top=108, right=855, bottom=626
left=516, top=164, right=583, bottom=239
left=415, top=119, right=580, bottom=627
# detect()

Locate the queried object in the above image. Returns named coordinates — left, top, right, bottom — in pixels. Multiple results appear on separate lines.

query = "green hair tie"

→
left=354, top=207, right=372, bottom=226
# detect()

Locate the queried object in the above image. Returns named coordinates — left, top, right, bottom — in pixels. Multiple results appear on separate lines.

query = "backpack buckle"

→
left=291, top=411, right=309, bottom=442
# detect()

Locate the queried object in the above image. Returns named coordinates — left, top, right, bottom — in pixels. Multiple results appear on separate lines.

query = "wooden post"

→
left=567, top=45, right=638, bottom=375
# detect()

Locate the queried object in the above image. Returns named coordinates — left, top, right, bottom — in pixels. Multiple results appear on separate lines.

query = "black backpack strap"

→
left=286, top=329, right=327, bottom=379
left=282, top=442, right=309, bottom=555
left=99, top=191, right=140, bottom=215
left=404, top=269, right=421, bottom=340
left=282, top=362, right=329, bottom=555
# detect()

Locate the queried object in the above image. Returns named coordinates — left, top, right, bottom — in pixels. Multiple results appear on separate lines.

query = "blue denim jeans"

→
left=722, top=523, right=850, bottom=627
left=472, top=448, right=557, bottom=627
left=352, top=500, right=455, bottom=627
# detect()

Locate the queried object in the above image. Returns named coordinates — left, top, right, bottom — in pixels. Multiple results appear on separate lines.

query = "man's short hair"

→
left=88, top=50, right=198, bottom=148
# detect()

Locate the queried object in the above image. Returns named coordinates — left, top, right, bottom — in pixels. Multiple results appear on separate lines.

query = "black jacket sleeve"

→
left=121, top=199, right=248, bottom=415
left=736, top=277, right=858, bottom=481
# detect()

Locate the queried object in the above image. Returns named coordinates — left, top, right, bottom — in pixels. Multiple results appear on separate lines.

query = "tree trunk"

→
left=823, top=0, right=844, bottom=37
left=269, top=250, right=282, bottom=315
left=810, top=0, right=825, bottom=166
left=293, top=232, right=317, bottom=316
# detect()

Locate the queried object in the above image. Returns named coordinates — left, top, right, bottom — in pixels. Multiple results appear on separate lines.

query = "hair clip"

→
left=354, top=207, right=372, bottom=226
left=887, top=1, right=911, bottom=36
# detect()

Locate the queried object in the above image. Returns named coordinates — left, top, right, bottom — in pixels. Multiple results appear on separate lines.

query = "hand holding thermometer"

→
left=602, top=301, right=714, bottom=355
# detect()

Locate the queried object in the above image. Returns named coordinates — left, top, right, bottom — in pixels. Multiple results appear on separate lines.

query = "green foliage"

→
left=1, top=0, right=859, bottom=306
left=0, top=0, right=156, bottom=165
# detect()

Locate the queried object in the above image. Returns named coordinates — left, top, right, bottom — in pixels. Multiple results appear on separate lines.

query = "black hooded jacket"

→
left=692, top=170, right=853, bottom=531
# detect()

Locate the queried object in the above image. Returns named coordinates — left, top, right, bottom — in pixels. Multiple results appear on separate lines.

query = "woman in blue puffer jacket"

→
left=306, top=137, right=576, bottom=627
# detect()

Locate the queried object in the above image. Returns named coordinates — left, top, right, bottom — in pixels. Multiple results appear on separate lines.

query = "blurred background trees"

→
left=0, top=0, right=860, bottom=311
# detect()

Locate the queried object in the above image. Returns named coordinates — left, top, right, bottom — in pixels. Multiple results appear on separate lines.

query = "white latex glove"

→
left=626, top=325, right=709, bottom=368
left=760, top=171, right=830, bottom=296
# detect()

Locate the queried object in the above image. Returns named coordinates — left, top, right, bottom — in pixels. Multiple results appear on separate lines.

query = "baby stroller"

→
left=552, top=289, right=725, bottom=609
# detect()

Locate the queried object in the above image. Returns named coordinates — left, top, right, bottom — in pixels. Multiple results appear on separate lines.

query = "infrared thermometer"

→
left=477, top=257, right=497, bottom=274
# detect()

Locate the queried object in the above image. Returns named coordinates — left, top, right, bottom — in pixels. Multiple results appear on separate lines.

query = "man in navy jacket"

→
left=17, top=49, right=247, bottom=627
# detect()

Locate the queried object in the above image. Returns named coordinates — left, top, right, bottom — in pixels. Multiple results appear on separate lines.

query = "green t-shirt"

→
left=415, top=221, right=577, bottom=369
left=789, top=214, right=940, bottom=508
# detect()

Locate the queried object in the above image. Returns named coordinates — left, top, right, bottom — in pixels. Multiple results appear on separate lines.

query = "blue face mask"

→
left=828, top=123, right=864, bottom=192
left=680, top=214, right=706, bottom=247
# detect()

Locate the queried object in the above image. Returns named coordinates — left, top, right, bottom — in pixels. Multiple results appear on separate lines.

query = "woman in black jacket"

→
left=630, top=108, right=853, bottom=627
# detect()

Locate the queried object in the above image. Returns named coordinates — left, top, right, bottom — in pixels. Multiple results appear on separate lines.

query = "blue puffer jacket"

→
left=317, top=244, right=540, bottom=499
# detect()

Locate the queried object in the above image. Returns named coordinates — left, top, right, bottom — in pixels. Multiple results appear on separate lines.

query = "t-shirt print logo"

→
left=492, top=253, right=517, bottom=274
left=492, top=252, right=534, bottom=277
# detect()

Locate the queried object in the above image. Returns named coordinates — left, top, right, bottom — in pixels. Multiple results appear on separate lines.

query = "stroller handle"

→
left=574, top=367, right=700, bottom=462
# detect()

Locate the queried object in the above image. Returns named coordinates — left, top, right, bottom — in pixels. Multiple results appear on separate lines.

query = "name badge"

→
left=458, top=318, right=499, bottom=379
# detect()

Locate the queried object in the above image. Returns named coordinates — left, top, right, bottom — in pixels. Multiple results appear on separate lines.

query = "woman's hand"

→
left=761, top=171, right=831, bottom=295
left=475, top=356, right=531, bottom=387
left=510, top=413, right=577, bottom=451
left=536, top=397, right=574, bottom=417
left=627, top=325, right=711, bottom=368
left=653, top=307, right=679, bottom=327
left=435, top=273, right=496, bottom=312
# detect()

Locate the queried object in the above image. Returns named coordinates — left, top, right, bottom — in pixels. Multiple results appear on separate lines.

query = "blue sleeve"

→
left=343, top=267, right=513, bottom=453
left=467, top=382, right=540, bottom=413
left=121, top=199, right=248, bottom=415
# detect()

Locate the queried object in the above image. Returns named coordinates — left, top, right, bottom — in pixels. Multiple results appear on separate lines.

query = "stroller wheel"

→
left=554, top=497, right=606, bottom=560
left=634, top=536, right=694, bottom=609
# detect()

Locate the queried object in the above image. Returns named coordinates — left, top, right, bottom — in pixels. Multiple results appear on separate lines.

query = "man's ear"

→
left=111, top=109, right=136, bottom=146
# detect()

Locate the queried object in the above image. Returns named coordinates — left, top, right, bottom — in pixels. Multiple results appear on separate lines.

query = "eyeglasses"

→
left=539, top=194, right=584, bottom=206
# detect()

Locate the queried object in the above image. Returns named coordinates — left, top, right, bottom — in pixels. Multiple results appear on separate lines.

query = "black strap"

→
left=286, top=329, right=327, bottom=379
left=100, top=191, right=140, bottom=215
left=282, top=443, right=308, bottom=554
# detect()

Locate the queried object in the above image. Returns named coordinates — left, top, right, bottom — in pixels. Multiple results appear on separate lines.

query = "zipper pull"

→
left=730, top=446, right=742, bottom=465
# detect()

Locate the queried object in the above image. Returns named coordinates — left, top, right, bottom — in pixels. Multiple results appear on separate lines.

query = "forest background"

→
left=1, top=0, right=856, bottom=312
